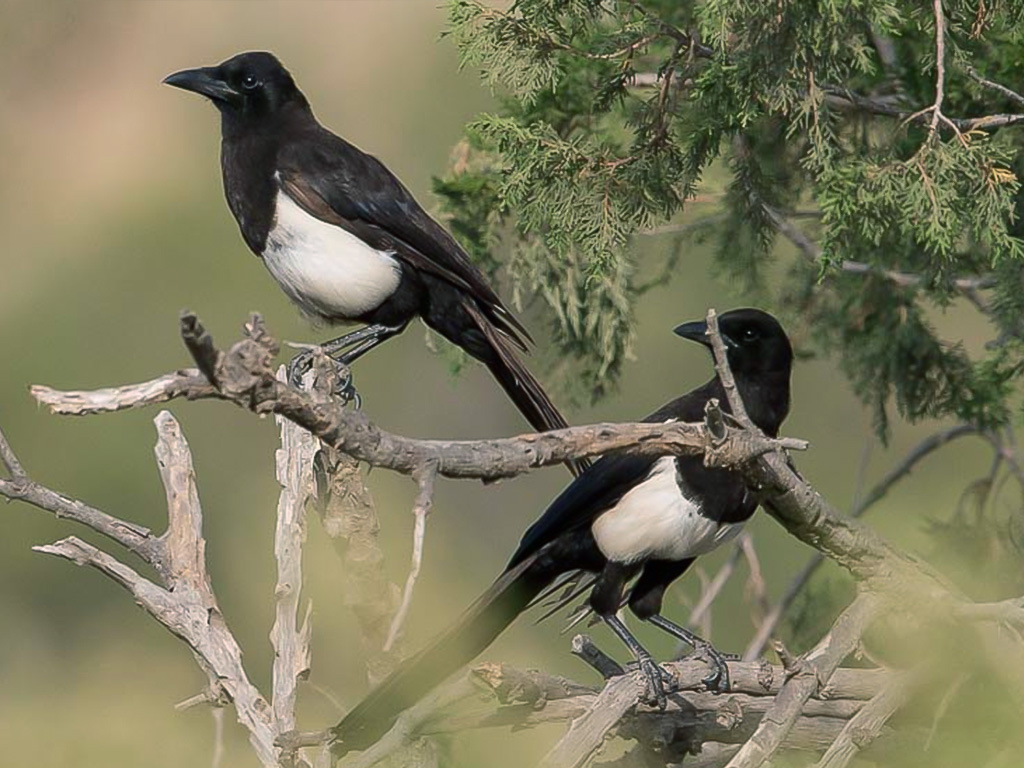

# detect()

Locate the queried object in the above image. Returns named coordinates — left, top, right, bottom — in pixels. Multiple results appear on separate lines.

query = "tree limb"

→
left=814, top=671, right=913, bottom=768
left=743, top=424, right=981, bottom=659
left=29, top=314, right=807, bottom=484
left=724, top=593, right=882, bottom=768
left=384, top=460, right=438, bottom=652
left=271, top=368, right=318, bottom=747
left=0, top=425, right=26, bottom=479
left=30, top=413, right=283, bottom=766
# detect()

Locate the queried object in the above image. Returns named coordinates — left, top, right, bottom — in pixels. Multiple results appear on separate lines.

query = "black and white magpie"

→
left=162, top=51, right=581, bottom=465
left=331, top=308, right=794, bottom=754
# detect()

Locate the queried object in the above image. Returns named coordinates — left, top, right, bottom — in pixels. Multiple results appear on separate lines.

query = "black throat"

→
left=218, top=102, right=313, bottom=254
left=649, top=371, right=790, bottom=438
left=732, top=371, right=790, bottom=437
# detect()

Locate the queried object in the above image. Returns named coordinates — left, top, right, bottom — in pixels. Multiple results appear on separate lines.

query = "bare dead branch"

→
left=762, top=203, right=823, bottom=260
left=837, top=260, right=993, bottom=292
left=8, top=410, right=318, bottom=767
left=705, top=309, right=756, bottom=431
left=271, top=370, right=318, bottom=738
left=725, top=593, right=882, bottom=768
left=762, top=203, right=994, bottom=295
left=743, top=424, right=980, bottom=659
left=739, top=535, right=771, bottom=633
left=150, top=411, right=284, bottom=765
left=923, top=672, right=969, bottom=751
left=926, top=0, right=949, bottom=137
left=539, top=673, right=646, bottom=768
left=964, top=65, right=1024, bottom=109
left=384, top=460, right=439, bottom=652
left=424, top=659, right=892, bottom=766
left=689, top=541, right=743, bottom=628
left=953, top=596, right=1024, bottom=626
left=572, top=634, right=627, bottom=679
left=0, top=425, right=26, bottom=479
left=814, top=672, right=913, bottom=768
left=29, top=315, right=807, bottom=484
left=35, top=533, right=280, bottom=766
left=0, top=473, right=160, bottom=564
left=336, top=676, right=477, bottom=768
left=822, top=84, right=1024, bottom=132
left=31, top=370, right=216, bottom=415
left=156, top=410, right=214, bottom=594
left=313, top=444, right=402, bottom=685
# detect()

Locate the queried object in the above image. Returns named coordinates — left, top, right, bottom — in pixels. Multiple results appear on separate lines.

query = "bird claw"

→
left=637, top=656, right=674, bottom=710
left=286, top=350, right=361, bottom=406
left=335, top=372, right=362, bottom=409
left=286, top=349, right=315, bottom=388
left=692, top=642, right=732, bottom=693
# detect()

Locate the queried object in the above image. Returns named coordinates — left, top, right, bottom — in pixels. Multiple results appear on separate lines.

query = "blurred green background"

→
left=0, top=2, right=1004, bottom=766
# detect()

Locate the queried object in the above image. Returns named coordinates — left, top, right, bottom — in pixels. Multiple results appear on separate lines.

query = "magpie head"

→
left=163, top=51, right=307, bottom=123
left=673, top=308, right=792, bottom=379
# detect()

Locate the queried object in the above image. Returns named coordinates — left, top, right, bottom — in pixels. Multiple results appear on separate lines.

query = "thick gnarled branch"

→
left=30, top=314, right=807, bottom=486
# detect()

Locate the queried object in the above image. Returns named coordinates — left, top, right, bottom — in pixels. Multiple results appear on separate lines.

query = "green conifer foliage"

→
left=436, top=0, right=1024, bottom=433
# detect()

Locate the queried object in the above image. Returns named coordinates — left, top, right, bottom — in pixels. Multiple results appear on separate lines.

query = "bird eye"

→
left=742, top=328, right=759, bottom=341
left=241, top=74, right=261, bottom=91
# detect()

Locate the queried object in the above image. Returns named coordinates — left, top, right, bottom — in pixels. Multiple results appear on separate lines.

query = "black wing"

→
left=276, top=125, right=531, bottom=346
left=507, top=451, right=658, bottom=569
left=506, top=380, right=725, bottom=568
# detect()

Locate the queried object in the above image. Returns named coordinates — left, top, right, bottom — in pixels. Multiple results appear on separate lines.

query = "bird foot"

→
left=286, top=350, right=361, bottom=406
left=636, top=655, right=676, bottom=710
left=690, top=641, right=732, bottom=693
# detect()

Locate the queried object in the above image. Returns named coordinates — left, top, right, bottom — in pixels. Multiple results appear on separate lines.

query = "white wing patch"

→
left=591, top=457, right=744, bottom=564
left=262, top=190, right=402, bottom=318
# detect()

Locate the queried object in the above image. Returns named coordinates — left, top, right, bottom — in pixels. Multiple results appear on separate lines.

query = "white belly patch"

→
left=591, top=457, right=744, bottom=564
left=262, top=190, right=402, bottom=318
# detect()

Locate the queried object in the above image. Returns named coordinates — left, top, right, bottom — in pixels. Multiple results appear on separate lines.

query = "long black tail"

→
left=461, top=302, right=590, bottom=477
left=331, top=556, right=550, bottom=755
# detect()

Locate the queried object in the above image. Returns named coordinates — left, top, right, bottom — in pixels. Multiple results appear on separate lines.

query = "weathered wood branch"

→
left=29, top=314, right=807, bottom=485
left=328, top=657, right=893, bottom=767
left=743, top=424, right=981, bottom=659
left=271, top=368, right=317, bottom=757
left=314, top=442, right=403, bottom=686
left=384, top=459, right=438, bottom=652
left=30, top=413, right=282, bottom=766
left=0, top=406, right=340, bottom=767
left=724, top=593, right=882, bottom=768
left=0, top=425, right=27, bottom=478
left=0, top=445, right=161, bottom=566
left=813, top=670, right=913, bottom=768
left=539, top=673, right=647, bottom=768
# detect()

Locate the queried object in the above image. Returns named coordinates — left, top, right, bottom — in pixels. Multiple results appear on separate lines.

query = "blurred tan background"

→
left=0, top=2, right=999, bottom=766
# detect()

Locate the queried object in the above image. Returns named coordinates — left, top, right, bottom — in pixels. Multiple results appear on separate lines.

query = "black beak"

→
left=673, top=320, right=711, bottom=346
left=163, top=66, right=238, bottom=104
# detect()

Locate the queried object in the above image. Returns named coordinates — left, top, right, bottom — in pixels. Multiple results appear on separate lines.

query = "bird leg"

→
left=286, top=323, right=406, bottom=400
left=602, top=613, right=675, bottom=709
left=645, top=614, right=733, bottom=693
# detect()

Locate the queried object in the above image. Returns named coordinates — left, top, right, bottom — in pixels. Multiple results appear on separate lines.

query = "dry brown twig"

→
left=4, top=411, right=284, bottom=766
left=384, top=460, right=438, bottom=652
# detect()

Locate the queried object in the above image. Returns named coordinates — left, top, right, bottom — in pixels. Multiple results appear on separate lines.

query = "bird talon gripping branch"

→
left=638, top=656, right=671, bottom=710
left=696, top=645, right=732, bottom=694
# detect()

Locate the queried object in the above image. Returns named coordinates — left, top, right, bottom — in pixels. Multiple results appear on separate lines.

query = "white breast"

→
left=591, top=457, right=744, bottom=564
left=261, top=190, right=402, bottom=319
